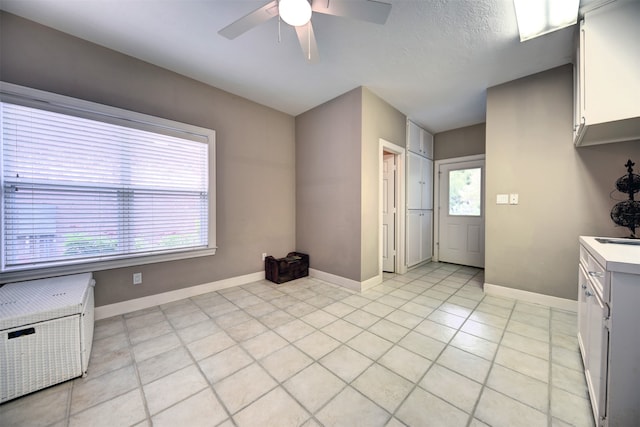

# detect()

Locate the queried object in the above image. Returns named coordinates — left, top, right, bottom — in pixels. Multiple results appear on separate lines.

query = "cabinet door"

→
left=421, top=210, right=433, bottom=261
left=421, top=130, right=434, bottom=159
left=407, top=152, right=423, bottom=210
left=583, top=2, right=640, bottom=125
left=421, top=158, right=433, bottom=210
left=585, top=281, right=609, bottom=424
left=574, top=25, right=585, bottom=138
left=408, top=153, right=433, bottom=210
left=407, top=121, right=422, bottom=154
left=406, top=210, right=422, bottom=266
left=577, top=265, right=589, bottom=363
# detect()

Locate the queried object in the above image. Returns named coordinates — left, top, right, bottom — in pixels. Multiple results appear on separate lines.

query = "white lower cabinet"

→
left=407, top=210, right=432, bottom=267
left=578, top=237, right=640, bottom=427
left=577, top=264, right=608, bottom=424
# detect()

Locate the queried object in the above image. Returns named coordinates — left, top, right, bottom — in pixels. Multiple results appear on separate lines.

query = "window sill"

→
left=0, top=247, right=217, bottom=284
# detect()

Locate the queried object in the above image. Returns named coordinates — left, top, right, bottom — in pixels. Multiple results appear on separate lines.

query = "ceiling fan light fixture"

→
left=279, top=0, right=312, bottom=27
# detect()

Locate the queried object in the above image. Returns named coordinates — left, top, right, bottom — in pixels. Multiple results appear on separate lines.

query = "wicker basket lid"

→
left=0, top=273, right=94, bottom=330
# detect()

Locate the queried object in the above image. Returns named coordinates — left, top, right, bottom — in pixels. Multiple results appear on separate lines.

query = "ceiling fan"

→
left=218, top=0, right=392, bottom=62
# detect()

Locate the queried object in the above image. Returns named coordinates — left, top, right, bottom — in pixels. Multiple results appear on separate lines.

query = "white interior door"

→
left=382, top=153, right=396, bottom=272
left=438, top=159, right=485, bottom=268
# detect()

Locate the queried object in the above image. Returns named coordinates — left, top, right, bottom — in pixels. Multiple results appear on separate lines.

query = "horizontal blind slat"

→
left=2, top=100, right=210, bottom=270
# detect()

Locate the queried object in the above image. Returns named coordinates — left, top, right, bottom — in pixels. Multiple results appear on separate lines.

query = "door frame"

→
left=379, top=139, right=407, bottom=276
left=433, top=154, right=485, bottom=263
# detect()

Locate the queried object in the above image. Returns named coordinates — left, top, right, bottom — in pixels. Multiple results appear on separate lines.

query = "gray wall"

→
left=485, top=64, right=640, bottom=300
left=361, top=88, right=406, bottom=280
left=295, top=87, right=405, bottom=283
left=295, top=88, right=363, bottom=281
left=434, top=123, right=486, bottom=160
left=0, top=13, right=296, bottom=306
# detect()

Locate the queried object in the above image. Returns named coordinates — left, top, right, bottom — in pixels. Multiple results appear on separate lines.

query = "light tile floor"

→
left=1, top=262, right=594, bottom=427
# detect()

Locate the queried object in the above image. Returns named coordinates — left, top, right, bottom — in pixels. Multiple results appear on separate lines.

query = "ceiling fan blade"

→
left=311, top=0, right=391, bottom=25
left=295, top=21, right=319, bottom=63
left=218, top=0, right=279, bottom=39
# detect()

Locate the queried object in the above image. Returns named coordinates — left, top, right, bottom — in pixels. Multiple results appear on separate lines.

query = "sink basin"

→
left=595, top=237, right=640, bottom=246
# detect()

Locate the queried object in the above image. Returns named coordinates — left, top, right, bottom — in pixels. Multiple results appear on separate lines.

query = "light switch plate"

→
left=509, top=193, right=519, bottom=205
left=496, top=194, right=509, bottom=204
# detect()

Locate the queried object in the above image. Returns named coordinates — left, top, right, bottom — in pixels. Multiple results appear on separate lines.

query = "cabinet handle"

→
left=588, top=271, right=604, bottom=278
left=585, top=290, right=593, bottom=297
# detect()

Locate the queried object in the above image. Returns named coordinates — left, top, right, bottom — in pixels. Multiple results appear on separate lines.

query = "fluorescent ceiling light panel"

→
left=513, top=0, right=579, bottom=41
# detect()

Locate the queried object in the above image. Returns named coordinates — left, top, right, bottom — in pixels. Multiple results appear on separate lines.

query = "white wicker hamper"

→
left=0, top=273, right=95, bottom=403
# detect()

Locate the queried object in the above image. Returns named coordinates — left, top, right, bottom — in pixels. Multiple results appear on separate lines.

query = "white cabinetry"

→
left=574, top=1, right=640, bottom=146
left=406, top=120, right=433, bottom=267
left=578, top=236, right=640, bottom=426
left=407, top=120, right=433, bottom=159
left=407, top=210, right=433, bottom=267
left=407, top=152, right=433, bottom=210
left=577, top=263, right=608, bottom=425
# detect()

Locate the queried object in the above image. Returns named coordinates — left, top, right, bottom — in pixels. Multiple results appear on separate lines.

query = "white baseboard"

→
left=361, top=274, right=383, bottom=291
left=309, top=268, right=381, bottom=292
left=95, top=271, right=265, bottom=320
left=309, top=268, right=361, bottom=291
left=484, top=282, right=577, bottom=312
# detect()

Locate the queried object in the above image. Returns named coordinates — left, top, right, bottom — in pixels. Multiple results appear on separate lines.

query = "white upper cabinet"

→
left=407, top=152, right=433, bottom=210
left=407, top=120, right=433, bottom=159
left=574, top=0, right=640, bottom=146
left=406, top=119, right=434, bottom=268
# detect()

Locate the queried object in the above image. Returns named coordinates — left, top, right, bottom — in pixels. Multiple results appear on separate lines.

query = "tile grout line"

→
left=547, top=309, right=554, bottom=427
left=124, top=312, right=153, bottom=425
left=63, top=376, right=73, bottom=427
left=159, top=299, right=239, bottom=427
left=61, top=314, right=152, bottom=426
left=386, top=268, right=477, bottom=425
left=377, top=266, right=487, bottom=425
left=139, top=265, right=476, bottom=425
left=208, top=277, right=353, bottom=425
left=275, top=263, right=458, bottom=424
left=465, top=292, right=517, bottom=427
left=5, top=263, right=590, bottom=427
left=306, top=263, right=462, bottom=425
left=191, top=286, right=317, bottom=424
left=52, top=263, right=583, bottom=427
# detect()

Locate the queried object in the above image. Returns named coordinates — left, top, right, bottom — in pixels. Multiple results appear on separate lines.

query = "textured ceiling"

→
left=0, top=0, right=596, bottom=133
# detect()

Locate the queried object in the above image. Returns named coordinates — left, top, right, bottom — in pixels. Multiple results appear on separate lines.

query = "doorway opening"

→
left=379, top=139, right=406, bottom=276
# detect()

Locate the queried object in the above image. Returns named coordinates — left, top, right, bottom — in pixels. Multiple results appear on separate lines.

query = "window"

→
left=448, top=167, right=482, bottom=216
left=1, top=83, right=216, bottom=281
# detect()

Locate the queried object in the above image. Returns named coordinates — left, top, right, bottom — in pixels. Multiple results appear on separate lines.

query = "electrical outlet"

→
left=262, top=253, right=267, bottom=261
left=133, top=272, right=142, bottom=285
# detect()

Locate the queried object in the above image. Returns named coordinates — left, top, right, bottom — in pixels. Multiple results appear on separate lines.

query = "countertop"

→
left=580, top=236, right=640, bottom=275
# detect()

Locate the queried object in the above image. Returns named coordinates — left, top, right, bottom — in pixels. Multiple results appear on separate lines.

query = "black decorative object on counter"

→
left=610, top=159, right=640, bottom=238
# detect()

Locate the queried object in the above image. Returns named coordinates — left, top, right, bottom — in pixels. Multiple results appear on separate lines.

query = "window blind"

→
left=1, top=101, right=210, bottom=272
